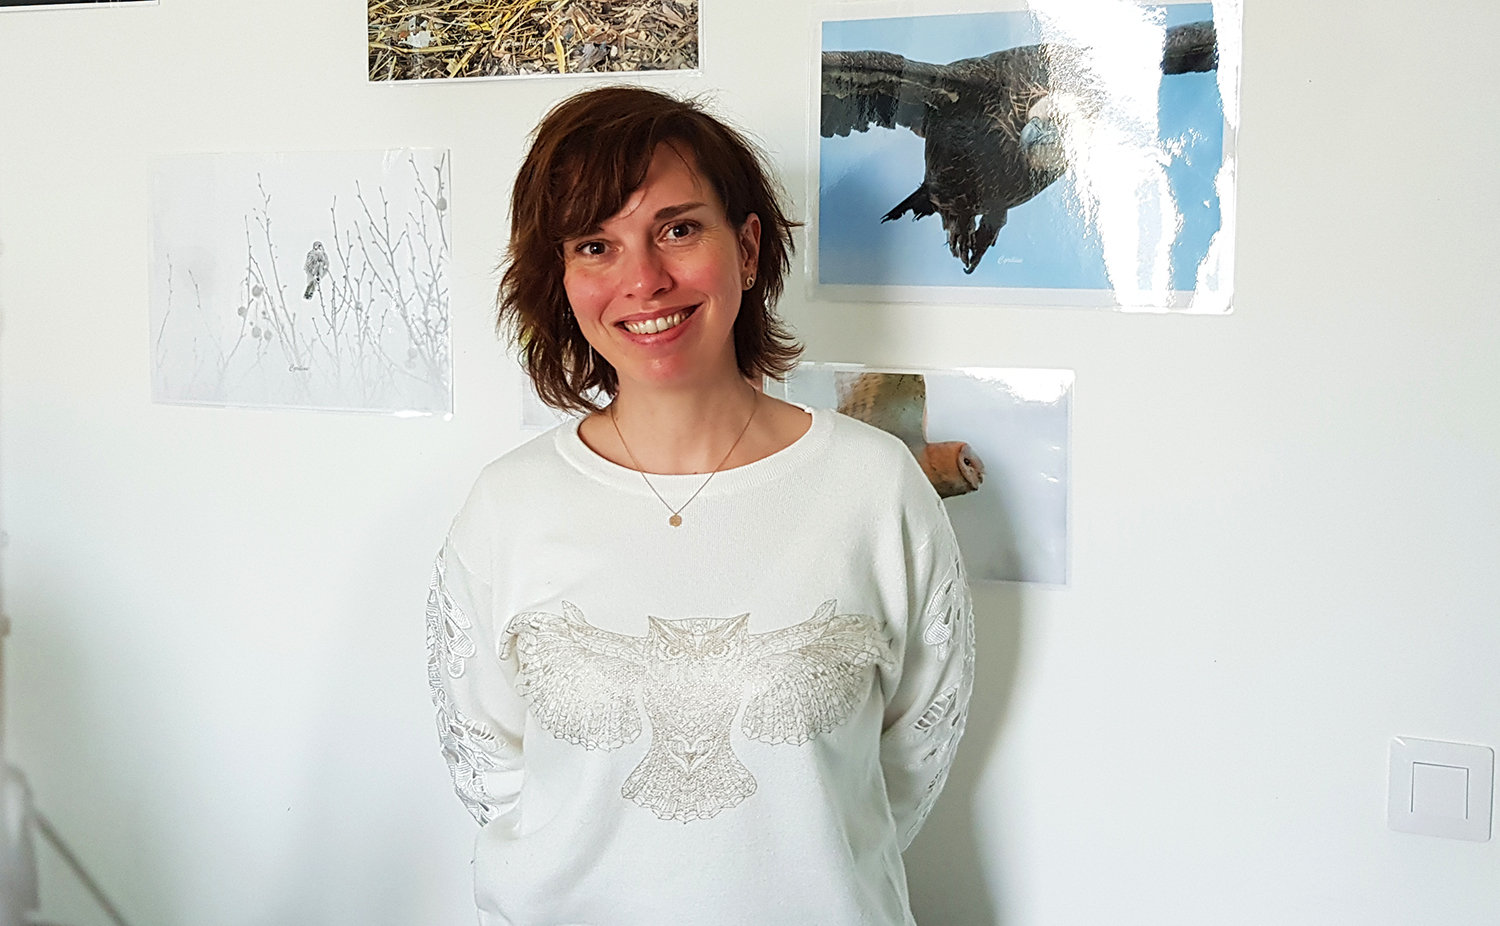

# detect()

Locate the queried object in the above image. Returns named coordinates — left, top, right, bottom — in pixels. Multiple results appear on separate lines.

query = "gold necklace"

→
left=609, top=397, right=757, bottom=527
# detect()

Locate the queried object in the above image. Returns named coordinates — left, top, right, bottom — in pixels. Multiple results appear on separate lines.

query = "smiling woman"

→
left=559, top=144, right=762, bottom=404
left=500, top=87, right=798, bottom=417
left=427, top=86, right=975, bottom=926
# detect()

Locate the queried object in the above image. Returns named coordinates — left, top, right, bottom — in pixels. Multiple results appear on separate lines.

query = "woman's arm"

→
left=879, top=525, right=975, bottom=849
left=426, top=544, right=527, bottom=826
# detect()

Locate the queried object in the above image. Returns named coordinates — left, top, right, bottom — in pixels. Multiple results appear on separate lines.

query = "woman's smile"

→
left=618, top=305, right=696, bottom=337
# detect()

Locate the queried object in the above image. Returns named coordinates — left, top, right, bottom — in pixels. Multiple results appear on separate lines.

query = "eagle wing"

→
left=821, top=50, right=970, bottom=138
left=835, top=371, right=928, bottom=451
left=740, top=600, right=893, bottom=746
left=504, top=602, right=648, bottom=750
left=1162, top=20, right=1218, bottom=74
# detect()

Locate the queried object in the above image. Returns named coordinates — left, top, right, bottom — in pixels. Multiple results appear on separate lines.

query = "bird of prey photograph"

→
left=818, top=1, right=1236, bottom=309
left=781, top=364, right=1073, bottom=585
left=834, top=371, right=986, bottom=499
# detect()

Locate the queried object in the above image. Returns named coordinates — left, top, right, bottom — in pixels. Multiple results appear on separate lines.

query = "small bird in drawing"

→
left=835, top=372, right=984, bottom=498
left=303, top=241, right=329, bottom=300
left=821, top=20, right=1219, bottom=272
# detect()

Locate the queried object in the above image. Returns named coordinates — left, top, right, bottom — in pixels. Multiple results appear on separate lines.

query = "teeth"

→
left=623, top=310, right=687, bottom=335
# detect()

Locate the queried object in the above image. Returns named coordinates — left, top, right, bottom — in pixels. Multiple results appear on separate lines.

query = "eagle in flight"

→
left=821, top=20, right=1219, bottom=273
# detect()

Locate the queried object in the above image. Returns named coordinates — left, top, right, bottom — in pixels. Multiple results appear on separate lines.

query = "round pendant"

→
left=669, top=514, right=683, bottom=527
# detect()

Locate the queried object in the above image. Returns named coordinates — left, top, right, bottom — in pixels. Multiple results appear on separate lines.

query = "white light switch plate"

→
left=1388, top=737, right=1494, bottom=842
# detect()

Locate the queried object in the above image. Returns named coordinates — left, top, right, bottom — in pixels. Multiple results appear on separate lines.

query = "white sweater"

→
left=427, top=408, right=974, bottom=926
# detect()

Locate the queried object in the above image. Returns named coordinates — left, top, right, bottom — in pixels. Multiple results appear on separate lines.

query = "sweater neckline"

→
left=554, top=405, right=833, bottom=497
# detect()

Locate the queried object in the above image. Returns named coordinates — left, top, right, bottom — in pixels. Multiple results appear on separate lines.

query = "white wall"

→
left=1, top=1, right=1496, bottom=925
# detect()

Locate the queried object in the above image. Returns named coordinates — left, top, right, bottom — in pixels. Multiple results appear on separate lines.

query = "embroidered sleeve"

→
left=426, top=545, right=526, bottom=826
left=879, top=526, right=975, bottom=850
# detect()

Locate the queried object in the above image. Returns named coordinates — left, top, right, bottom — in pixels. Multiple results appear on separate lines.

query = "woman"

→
left=427, top=86, right=973, bottom=926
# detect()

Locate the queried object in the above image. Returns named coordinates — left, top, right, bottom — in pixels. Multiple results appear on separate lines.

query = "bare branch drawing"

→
left=151, top=150, right=452, bottom=414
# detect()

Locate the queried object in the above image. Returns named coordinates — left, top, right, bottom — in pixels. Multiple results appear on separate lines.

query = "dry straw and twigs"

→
left=369, top=0, right=699, bottom=81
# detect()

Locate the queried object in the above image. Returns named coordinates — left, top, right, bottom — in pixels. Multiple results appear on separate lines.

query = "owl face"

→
left=645, top=614, right=749, bottom=663
left=920, top=441, right=985, bottom=498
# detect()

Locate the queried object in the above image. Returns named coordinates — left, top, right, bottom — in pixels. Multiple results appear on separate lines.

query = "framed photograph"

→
left=0, top=0, right=154, bottom=9
left=773, top=363, right=1072, bottom=585
left=369, top=0, right=700, bottom=82
left=149, top=150, right=453, bottom=416
left=813, top=0, right=1241, bottom=312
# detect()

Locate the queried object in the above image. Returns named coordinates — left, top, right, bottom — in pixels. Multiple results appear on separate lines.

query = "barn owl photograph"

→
left=502, top=600, right=892, bottom=822
left=835, top=371, right=985, bottom=499
left=780, top=363, right=1073, bottom=585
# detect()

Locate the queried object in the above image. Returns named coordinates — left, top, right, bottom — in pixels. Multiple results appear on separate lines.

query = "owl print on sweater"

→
left=501, top=601, right=893, bottom=823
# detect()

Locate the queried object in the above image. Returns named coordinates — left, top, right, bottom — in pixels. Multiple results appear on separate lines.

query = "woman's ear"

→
left=738, top=213, right=762, bottom=281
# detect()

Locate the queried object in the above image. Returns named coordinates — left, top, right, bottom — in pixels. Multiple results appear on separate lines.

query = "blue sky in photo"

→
left=819, top=4, right=1223, bottom=290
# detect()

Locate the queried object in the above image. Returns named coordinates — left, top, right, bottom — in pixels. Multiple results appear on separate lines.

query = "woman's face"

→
left=562, top=143, right=760, bottom=395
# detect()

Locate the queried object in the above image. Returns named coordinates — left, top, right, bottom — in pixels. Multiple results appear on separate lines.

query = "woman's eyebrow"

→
left=652, top=202, right=708, bottom=222
left=566, top=201, right=710, bottom=241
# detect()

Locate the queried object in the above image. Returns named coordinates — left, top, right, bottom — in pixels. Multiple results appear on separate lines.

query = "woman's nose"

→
left=622, top=245, right=671, bottom=297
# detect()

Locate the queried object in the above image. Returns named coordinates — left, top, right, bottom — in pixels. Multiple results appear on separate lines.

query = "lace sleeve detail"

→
left=880, top=538, right=975, bottom=848
left=426, top=549, right=522, bottom=825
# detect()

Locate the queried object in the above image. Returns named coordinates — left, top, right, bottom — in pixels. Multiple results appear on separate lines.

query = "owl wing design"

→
left=740, top=600, right=893, bottom=746
left=505, top=602, right=649, bottom=750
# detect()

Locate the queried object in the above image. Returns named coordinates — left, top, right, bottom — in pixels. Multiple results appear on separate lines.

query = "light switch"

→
left=1410, top=762, right=1469, bottom=819
left=1389, top=737, right=1494, bottom=842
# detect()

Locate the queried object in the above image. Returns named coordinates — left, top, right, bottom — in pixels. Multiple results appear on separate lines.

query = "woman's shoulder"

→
left=816, top=411, right=947, bottom=520
left=474, top=424, right=572, bottom=485
left=823, top=410, right=928, bottom=474
left=454, top=426, right=575, bottom=524
left=443, top=426, right=575, bottom=562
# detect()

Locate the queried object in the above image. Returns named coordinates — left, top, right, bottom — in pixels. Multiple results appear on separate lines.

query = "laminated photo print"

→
left=776, top=364, right=1073, bottom=585
left=149, top=149, right=452, bottom=416
left=814, top=0, right=1241, bottom=311
left=369, top=0, right=699, bottom=81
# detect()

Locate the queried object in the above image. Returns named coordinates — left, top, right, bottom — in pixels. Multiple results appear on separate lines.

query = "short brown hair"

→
left=498, top=86, right=801, bottom=414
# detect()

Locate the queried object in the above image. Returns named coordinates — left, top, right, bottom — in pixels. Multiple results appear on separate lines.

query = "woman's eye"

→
left=575, top=241, right=607, bottom=256
left=666, top=222, right=696, bottom=240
